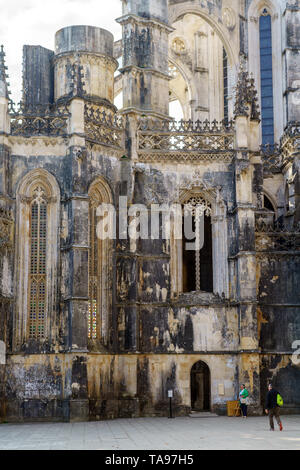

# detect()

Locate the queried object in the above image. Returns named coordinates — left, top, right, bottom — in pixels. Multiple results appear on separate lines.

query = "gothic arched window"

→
left=15, top=170, right=60, bottom=350
left=248, top=2, right=283, bottom=143
left=182, top=196, right=213, bottom=293
left=259, top=8, right=274, bottom=145
left=28, top=186, right=48, bottom=339
left=88, top=178, right=113, bottom=346
left=170, top=175, right=229, bottom=299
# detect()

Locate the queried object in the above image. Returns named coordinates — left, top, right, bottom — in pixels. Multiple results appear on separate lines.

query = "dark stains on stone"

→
left=71, top=356, right=88, bottom=399
left=182, top=315, right=194, bottom=351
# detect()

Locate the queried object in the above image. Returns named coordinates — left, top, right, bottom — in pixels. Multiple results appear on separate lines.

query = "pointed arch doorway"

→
left=191, top=361, right=211, bottom=411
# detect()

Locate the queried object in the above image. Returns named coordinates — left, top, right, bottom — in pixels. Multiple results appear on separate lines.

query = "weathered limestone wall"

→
left=3, top=352, right=241, bottom=422
left=257, top=251, right=300, bottom=411
left=4, top=354, right=90, bottom=422
left=1, top=0, right=299, bottom=423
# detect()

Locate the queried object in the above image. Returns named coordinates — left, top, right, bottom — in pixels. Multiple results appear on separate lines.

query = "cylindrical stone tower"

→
left=54, top=25, right=118, bottom=105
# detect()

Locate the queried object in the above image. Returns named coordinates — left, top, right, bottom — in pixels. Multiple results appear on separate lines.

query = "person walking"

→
left=265, top=383, right=283, bottom=431
left=239, top=384, right=249, bottom=418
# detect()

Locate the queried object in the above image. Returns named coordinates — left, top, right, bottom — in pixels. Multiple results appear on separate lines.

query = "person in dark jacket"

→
left=265, top=383, right=283, bottom=431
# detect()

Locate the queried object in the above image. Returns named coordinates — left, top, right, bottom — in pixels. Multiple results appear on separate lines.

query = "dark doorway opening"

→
left=191, top=361, right=211, bottom=411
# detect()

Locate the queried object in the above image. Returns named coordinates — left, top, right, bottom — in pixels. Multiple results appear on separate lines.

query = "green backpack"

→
left=277, top=393, right=283, bottom=407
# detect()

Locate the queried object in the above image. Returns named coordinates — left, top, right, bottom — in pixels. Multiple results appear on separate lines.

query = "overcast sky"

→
left=0, top=0, right=122, bottom=102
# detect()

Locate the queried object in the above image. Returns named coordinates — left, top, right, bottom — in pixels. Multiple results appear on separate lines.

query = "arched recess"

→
left=14, top=169, right=60, bottom=351
left=168, top=7, right=238, bottom=121
left=169, top=58, right=192, bottom=120
left=170, top=174, right=229, bottom=299
left=88, top=176, right=114, bottom=348
left=191, top=360, right=211, bottom=411
left=263, top=190, right=277, bottom=214
left=248, top=0, right=284, bottom=143
left=168, top=5, right=239, bottom=67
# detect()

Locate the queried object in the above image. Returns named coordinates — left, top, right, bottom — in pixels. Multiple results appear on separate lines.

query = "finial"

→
left=234, top=58, right=260, bottom=121
left=0, top=44, right=11, bottom=99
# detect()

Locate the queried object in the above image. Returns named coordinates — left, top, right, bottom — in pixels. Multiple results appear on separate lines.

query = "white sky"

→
left=0, top=0, right=183, bottom=118
left=0, top=0, right=122, bottom=102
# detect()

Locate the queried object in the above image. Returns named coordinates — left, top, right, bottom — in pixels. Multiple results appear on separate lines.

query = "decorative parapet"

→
left=9, top=102, right=69, bottom=138
left=255, top=219, right=300, bottom=252
left=137, top=118, right=235, bottom=162
left=84, top=103, right=125, bottom=150
left=8, top=100, right=126, bottom=152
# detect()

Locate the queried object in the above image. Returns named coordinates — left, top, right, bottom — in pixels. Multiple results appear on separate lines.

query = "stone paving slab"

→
left=0, top=415, right=299, bottom=450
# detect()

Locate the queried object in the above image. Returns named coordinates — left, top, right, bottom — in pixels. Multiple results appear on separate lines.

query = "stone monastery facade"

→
left=0, top=0, right=299, bottom=421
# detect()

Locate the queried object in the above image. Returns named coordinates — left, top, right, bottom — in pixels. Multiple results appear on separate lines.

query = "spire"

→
left=0, top=45, right=10, bottom=99
left=248, top=75, right=261, bottom=121
left=234, top=59, right=260, bottom=121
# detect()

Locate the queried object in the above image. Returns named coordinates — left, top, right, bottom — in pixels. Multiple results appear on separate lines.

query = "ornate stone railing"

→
left=255, top=220, right=300, bottom=252
left=9, top=102, right=69, bottom=137
left=84, top=103, right=125, bottom=150
left=137, top=118, right=235, bottom=162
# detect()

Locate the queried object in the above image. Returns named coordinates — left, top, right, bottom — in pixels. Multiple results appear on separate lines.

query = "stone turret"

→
left=117, top=0, right=172, bottom=117
left=54, top=25, right=118, bottom=108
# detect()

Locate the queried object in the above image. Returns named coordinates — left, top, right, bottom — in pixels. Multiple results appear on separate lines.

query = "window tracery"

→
left=28, top=186, right=48, bottom=339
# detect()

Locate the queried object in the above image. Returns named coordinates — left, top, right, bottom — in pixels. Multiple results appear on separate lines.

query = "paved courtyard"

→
left=0, top=415, right=300, bottom=450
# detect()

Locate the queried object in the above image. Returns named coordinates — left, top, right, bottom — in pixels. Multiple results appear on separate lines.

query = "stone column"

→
left=234, top=115, right=261, bottom=413
left=194, top=32, right=209, bottom=121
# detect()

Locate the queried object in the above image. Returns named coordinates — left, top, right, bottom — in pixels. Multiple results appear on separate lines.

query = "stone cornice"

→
left=120, top=65, right=171, bottom=81
left=116, top=14, right=174, bottom=33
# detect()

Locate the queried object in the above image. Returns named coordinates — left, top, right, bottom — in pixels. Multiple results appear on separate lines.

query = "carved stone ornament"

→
left=180, top=170, right=223, bottom=208
left=172, top=38, right=186, bottom=54
left=222, top=8, right=236, bottom=29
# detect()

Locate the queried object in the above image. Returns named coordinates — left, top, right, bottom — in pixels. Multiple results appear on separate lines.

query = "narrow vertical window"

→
left=28, top=186, right=47, bottom=339
left=87, top=178, right=113, bottom=346
left=259, top=10, right=274, bottom=145
left=223, top=47, right=229, bottom=125
left=88, top=194, right=98, bottom=340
